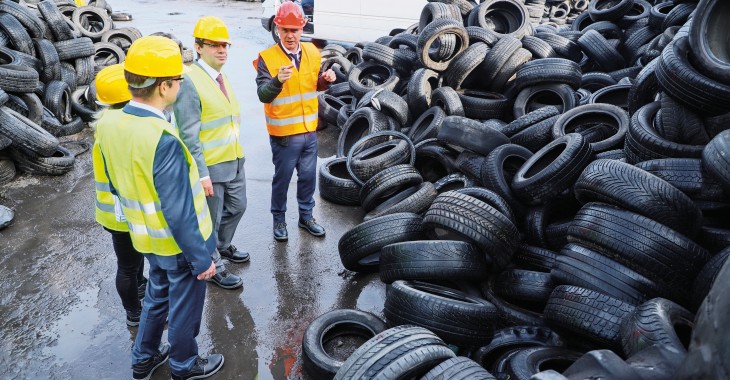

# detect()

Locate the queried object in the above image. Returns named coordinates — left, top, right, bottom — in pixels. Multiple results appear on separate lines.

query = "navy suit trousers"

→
left=269, top=131, right=317, bottom=223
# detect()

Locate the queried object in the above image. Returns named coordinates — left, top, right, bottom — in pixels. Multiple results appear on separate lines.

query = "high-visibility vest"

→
left=96, top=110, right=213, bottom=256
left=259, top=43, right=321, bottom=136
left=185, top=64, right=244, bottom=166
left=92, top=109, right=128, bottom=232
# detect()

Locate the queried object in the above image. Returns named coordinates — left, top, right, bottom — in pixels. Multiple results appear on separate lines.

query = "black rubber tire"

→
left=433, top=173, right=476, bottom=193
left=93, top=41, right=125, bottom=73
left=364, top=182, right=437, bottom=221
left=33, top=39, right=61, bottom=84
left=480, top=143, right=532, bottom=218
left=0, top=1, right=45, bottom=40
left=567, top=202, right=711, bottom=305
left=691, top=247, right=730, bottom=312
left=661, top=2, right=695, bottom=30
left=362, top=43, right=411, bottom=74
left=416, top=18, right=469, bottom=72
left=552, top=243, right=660, bottom=305
left=656, top=37, right=730, bottom=116
left=347, top=61, right=400, bottom=100
left=348, top=135, right=414, bottom=184
left=620, top=298, right=694, bottom=358
left=513, top=83, right=576, bottom=119
left=521, top=35, right=557, bottom=59
left=466, top=25, right=499, bottom=47
left=42, top=80, right=73, bottom=125
left=419, top=2, right=463, bottom=33
left=535, top=32, right=582, bottom=62
left=421, top=357, right=496, bottom=380
left=471, top=326, right=563, bottom=372
left=0, top=107, right=59, bottom=157
left=379, top=240, right=487, bottom=284
left=457, top=90, right=509, bottom=120
left=506, top=347, right=582, bottom=380
left=338, top=213, right=425, bottom=273
left=319, top=93, right=346, bottom=126
left=318, top=158, right=361, bottom=206
left=577, top=30, right=626, bottom=72
left=476, top=0, right=531, bottom=39
left=495, top=269, right=554, bottom=307
left=455, top=186, right=514, bottom=224
left=483, top=279, right=546, bottom=328
left=478, top=35, right=522, bottom=89
left=589, top=0, right=636, bottom=22
left=513, top=245, right=556, bottom=273
left=72, top=5, right=112, bottom=40
left=332, top=325, right=455, bottom=380
left=490, top=48, right=533, bottom=93
left=552, top=103, right=629, bottom=153
left=302, top=309, right=386, bottom=380
left=9, top=144, right=74, bottom=175
left=581, top=71, right=617, bottom=92
left=384, top=280, right=498, bottom=346
left=0, top=159, right=15, bottom=186
left=501, top=106, right=561, bottom=137
left=359, top=164, right=423, bottom=212
left=512, top=133, right=593, bottom=205
left=53, top=37, right=95, bottom=62
left=6, top=93, right=43, bottom=126
left=407, top=106, right=445, bottom=144
left=415, top=142, right=457, bottom=183
left=455, top=150, right=485, bottom=183
left=357, top=89, right=411, bottom=127
left=406, top=68, right=440, bottom=117
left=0, top=63, right=39, bottom=94
left=431, top=86, right=465, bottom=117
left=574, top=158, right=703, bottom=237
left=544, top=285, right=636, bottom=352
left=0, top=13, right=33, bottom=56
left=38, top=0, right=76, bottom=41
left=660, top=94, right=709, bottom=145
left=443, top=42, right=489, bottom=90
left=336, top=107, right=389, bottom=158
left=702, top=130, right=730, bottom=192
left=635, top=158, right=725, bottom=202
left=513, top=58, right=582, bottom=93
left=424, top=191, right=519, bottom=269
left=689, top=0, right=730, bottom=85
left=437, top=116, right=509, bottom=155
left=388, top=33, right=418, bottom=51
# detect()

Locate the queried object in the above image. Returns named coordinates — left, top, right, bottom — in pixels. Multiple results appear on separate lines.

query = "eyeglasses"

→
left=164, top=77, right=185, bottom=85
left=202, top=42, right=231, bottom=49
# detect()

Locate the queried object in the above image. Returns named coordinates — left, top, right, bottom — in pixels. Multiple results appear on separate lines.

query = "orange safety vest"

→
left=255, top=43, right=321, bottom=136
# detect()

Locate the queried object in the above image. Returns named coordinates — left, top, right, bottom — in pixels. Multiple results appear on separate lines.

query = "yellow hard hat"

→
left=95, top=64, right=132, bottom=105
left=124, top=35, right=190, bottom=79
left=193, top=16, right=230, bottom=43
left=74, top=0, right=87, bottom=6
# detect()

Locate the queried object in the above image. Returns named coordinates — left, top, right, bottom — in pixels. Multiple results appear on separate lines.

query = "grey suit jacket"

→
left=173, top=61, right=238, bottom=184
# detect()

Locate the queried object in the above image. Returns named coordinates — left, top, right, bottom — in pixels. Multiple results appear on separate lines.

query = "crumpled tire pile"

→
left=311, top=0, right=730, bottom=379
left=0, top=0, right=193, bottom=185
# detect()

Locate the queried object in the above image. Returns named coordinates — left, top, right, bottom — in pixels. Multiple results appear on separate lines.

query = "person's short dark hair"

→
left=124, top=71, right=175, bottom=99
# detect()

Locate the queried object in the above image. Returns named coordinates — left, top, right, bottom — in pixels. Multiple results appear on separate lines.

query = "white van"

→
left=261, top=0, right=428, bottom=44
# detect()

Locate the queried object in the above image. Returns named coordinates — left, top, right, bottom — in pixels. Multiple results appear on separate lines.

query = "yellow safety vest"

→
left=259, top=43, right=321, bottom=136
left=185, top=64, right=244, bottom=166
left=92, top=109, right=128, bottom=232
left=96, top=110, right=213, bottom=256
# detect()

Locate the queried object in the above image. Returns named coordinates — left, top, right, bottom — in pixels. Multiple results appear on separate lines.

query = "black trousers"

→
left=107, top=229, right=145, bottom=312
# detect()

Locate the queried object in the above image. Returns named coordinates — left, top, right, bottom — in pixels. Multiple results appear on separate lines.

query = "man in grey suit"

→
left=173, top=16, right=247, bottom=290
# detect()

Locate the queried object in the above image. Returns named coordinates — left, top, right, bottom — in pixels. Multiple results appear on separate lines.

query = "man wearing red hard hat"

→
left=254, top=1, right=336, bottom=242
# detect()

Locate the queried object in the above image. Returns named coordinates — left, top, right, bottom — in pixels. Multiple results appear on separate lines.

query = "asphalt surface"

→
left=0, top=1, right=383, bottom=379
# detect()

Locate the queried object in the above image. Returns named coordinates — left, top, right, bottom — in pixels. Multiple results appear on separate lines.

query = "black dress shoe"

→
left=274, top=222, right=288, bottom=242
left=133, top=343, right=170, bottom=380
left=298, top=218, right=325, bottom=237
left=218, top=244, right=250, bottom=263
left=171, top=354, right=224, bottom=380
left=208, top=270, right=243, bottom=289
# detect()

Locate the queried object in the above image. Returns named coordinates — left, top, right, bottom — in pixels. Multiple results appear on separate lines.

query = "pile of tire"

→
left=311, top=0, right=730, bottom=378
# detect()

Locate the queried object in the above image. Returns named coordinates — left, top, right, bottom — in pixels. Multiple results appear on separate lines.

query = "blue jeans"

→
left=269, top=132, right=317, bottom=223
left=131, top=254, right=206, bottom=374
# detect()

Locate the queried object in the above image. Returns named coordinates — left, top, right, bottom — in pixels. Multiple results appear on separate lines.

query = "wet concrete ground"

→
left=0, top=1, right=385, bottom=379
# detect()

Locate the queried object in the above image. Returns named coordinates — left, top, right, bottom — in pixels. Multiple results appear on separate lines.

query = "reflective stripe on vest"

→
left=185, top=64, right=244, bottom=166
left=92, top=111, right=129, bottom=232
left=96, top=111, right=213, bottom=255
left=260, top=42, right=321, bottom=137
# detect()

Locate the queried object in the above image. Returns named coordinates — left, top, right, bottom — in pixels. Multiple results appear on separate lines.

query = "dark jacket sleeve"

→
left=256, top=55, right=284, bottom=104
left=153, top=133, right=215, bottom=275
left=317, top=75, right=331, bottom=92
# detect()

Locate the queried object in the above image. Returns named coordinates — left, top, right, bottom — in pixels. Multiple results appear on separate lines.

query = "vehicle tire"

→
left=567, top=202, right=711, bottom=305
left=431, top=86, right=465, bottom=117
left=349, top=139, right=412, bottom=183
left=476, top=0, right=531, bottom=38
left=347, top=61, right=400, bottom=100
left=512, top=133, right=593, bottom=205
left=302, top=309, right=386, bottom=380
left=466, top=25, right=499, bottom=47
left=506, top=347, right=582, bottom=380
left=359, top=164, right=423, bottom=211
left=620, top=298, right=694, bottom=358
left=513, top=83, right=576, bottom=119
left=424, top=191, right=519, bottom=269
left=480, top=143, right=532, bottom=218
left=437, top=116, right=509, bottom=155
left=379, top=240, right=487, bottom=284
left=691, top=247, right=730, bottom=312
left=407, top=106, right=445, bottom=144
left=457, top=90, right=510, bottom=120
left=39, top=0, right=76, bottom=41
left=552, top=243, right=660, bottom=305
left=385, top=280, right=497, bottom=346
left=433, top=173, right=475, bottom=193
left=72, top=6, right=112, bottom=40
left=513, top=58, right=581, bottom=93
left=478, top=35, right=522, bottom=88
left=333, top=325, right=455, bottom=380
left=535, top=32, right=582, bottom=62
left=552, top=103, right=629, bottom=153
left=513, top=245, right=556, bottom=273
left=660, top=94, right=709, bottom=145
left=42, top=80, right=73, bottom=125
left=318, top=158, right=360, bottom=206
left=422, top=357, right=496, bottom=380
left=0, top=158, right=15, bottom=186
left=357, top=89, right=410, bottom=127
left=0, top=63, right=39, bottom=94
left=577, top=30, right=625, bottom=72
left=416, top=18, right=469, bottom=72
left=635, top=158, right=725, bottom=202
left=93, top=41, right=125, bottom=73
left=509, top=114, right=561, bottom=153
left=483, top=279, right=546, bottom=328
left=338, top=213, right=425, bottom=273
left=588, top=0, right=635, bottom=22
left=443, top=42, right=489, bottom=90
left=495, top=269, right=554, bottom=308
left=336, top=107, right=389, bottom=157
left=689, top=0, right=730, bottom=85
left=702, top=130, right=730, bottom=192
left=0, top=107, right=59, bottom=157
left=455, top=186, right=514, bottom=224
left=0, top=14, right=34, bottom=57
left=53, top=37, right=95, bottom=62
left=0, top=1, right=46, bottom=39
left=364, top=181, right=437, bottom=221
left=521, top=35, right=556, bottom=59
left=362, top=43, right=411, bottom=74
left=406, top=68, right=440, bottom=116
left=544, top=285, right=635, bottom=352
left=574, top=158, right=703, bottom=237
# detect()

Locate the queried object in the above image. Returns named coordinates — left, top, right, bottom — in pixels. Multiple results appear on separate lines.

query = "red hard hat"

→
left=274, top=1, right=307, bottom=29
